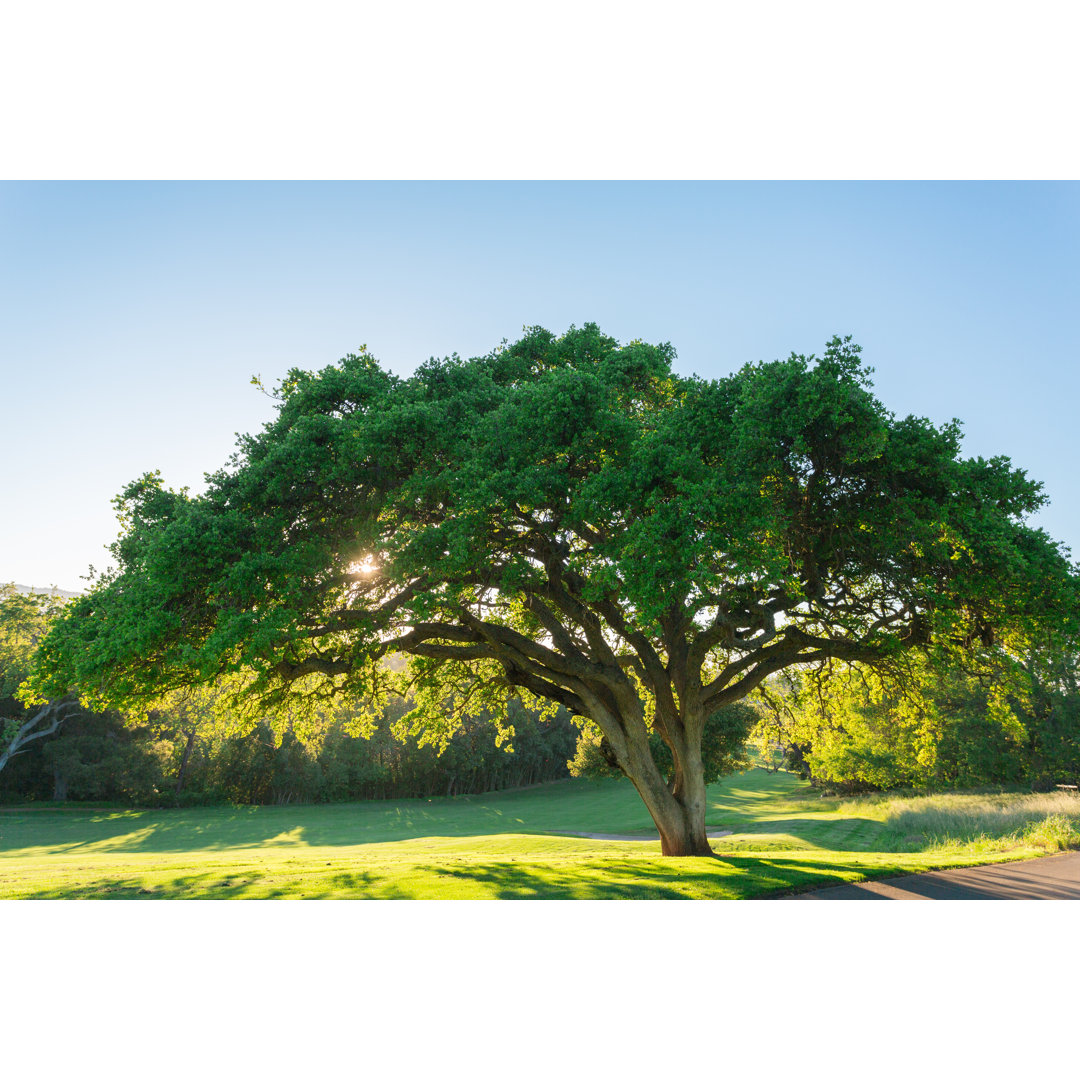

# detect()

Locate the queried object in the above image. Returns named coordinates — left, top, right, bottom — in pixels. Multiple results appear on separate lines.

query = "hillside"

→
left=5, top=583, right=82, bottom=599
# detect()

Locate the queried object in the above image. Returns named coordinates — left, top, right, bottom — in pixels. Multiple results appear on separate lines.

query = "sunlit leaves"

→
left=0, top=585, right=69, bottom=705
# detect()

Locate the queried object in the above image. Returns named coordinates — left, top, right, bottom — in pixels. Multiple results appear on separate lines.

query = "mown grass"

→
left=1, top=769, right=1074, bottom=899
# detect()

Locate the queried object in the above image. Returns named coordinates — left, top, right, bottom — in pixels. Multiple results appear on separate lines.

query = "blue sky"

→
left=3, top=180, right=1078, bottom=590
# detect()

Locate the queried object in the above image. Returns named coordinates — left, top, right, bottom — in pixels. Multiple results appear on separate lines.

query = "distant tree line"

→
left=0, top=696, right=579, bottom=806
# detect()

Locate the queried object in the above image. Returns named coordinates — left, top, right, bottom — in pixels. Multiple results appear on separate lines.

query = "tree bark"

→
left=607, top=719, right=716, bottom=857
left=629, top=771, right=714, bottom=855
left=175, top=727, right=197, bottom=795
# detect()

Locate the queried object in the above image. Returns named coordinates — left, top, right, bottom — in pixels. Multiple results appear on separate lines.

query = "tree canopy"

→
left=34, top=325, right=1079, bottom=853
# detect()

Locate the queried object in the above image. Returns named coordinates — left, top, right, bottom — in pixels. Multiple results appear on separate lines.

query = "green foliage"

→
left=755, top=661, right=942, bottom=790
left=0, top=586, right=76, bottom=773
left=753, top=641, right=1080, bottom=792
left=38, top=328, right=1076, bottom=707
left=0, top=706, right=170, bottom=803
left=187, top=699, right=578, bottom=805
left=42, top=714, right=171, bottom=801
left=0, top=585, right=68, bottom=708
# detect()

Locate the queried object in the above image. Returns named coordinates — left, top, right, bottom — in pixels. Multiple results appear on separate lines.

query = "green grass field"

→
left=1, top=768, right=1074, bottom=899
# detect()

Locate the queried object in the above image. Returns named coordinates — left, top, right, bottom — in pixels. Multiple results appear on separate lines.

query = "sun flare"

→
left=348, top=555, right=379, bottom=577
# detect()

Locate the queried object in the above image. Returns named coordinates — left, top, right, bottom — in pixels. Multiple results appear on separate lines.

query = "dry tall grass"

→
left=879, top=790, right=1080, bottom=853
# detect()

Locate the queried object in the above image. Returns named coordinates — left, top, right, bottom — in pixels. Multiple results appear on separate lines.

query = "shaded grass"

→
left=0, top=778, right=662, bottom=855
left=0, top=769, right=1070, bottom=899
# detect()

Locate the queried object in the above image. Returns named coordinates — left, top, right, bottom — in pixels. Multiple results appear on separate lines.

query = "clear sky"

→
left=2, top=180, right=1078, bottom=591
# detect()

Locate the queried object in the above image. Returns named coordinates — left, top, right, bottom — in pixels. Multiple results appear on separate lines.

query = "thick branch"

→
left=0, top=698, right=80, bottom=775
left=701, top=628, right=900, bottom=709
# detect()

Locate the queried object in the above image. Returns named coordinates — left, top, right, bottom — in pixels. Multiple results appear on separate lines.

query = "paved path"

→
left=785, top=851, right=1080, bottom=900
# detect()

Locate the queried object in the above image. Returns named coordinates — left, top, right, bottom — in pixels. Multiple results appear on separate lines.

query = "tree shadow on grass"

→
left=423, top=854, right=884, bottom=899
left=0, top=804, right=485, bottom=855
left=8, top=851, right=896, bottom=899
left=428, top=860, right=699, bottom=899
left=12, top=867, right=416, bottom=900
left=1, top=802, right=640, bottom=855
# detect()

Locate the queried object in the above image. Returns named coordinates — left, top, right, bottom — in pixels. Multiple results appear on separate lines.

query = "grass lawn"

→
left=1, top=768, right=1074, bottom=899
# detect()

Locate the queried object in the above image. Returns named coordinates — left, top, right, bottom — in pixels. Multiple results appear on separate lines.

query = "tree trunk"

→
left=175, top=727, right=197, bottom=795
left=633, top=778, right=714, bottom=855
left=617, top=731, right=715, bottom=857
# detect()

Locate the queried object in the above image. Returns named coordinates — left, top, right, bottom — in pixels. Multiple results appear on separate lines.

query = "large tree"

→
left=33, top=326, right=1078, bottom=854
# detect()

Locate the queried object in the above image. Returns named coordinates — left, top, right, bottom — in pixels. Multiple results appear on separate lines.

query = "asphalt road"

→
left=785, top=850, right=1080, bottom=899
